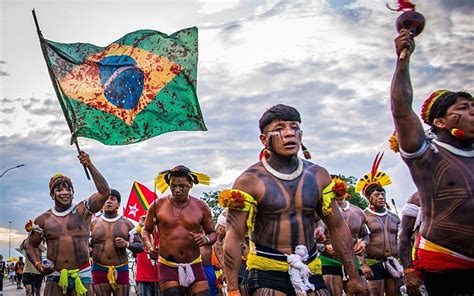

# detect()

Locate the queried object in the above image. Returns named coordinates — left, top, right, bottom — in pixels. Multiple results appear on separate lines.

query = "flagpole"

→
left=32, top=9, right=90, bottom=180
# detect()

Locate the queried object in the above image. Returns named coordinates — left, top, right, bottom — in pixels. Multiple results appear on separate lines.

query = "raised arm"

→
left=79, top=151, right=111, bottom=213
left=390, top=29, right=426, bottom=153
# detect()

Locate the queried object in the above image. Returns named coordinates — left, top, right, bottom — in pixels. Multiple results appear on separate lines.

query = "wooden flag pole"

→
left=32, top=9, right=90, bottom=180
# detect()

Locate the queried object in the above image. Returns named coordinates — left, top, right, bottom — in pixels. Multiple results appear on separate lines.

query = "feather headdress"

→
left=355, top=152, right=392, bottom=196
left=155, top=165, right=210, bottom=193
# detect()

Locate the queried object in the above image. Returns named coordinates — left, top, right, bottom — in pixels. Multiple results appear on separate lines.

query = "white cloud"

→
left=196, top=0, right=240, bottom=14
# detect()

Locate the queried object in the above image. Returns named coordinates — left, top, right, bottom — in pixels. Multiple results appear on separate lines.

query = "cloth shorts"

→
left=322, top=265, right=363, bottom=278
left=248, top=269, right=327, bottom=296
left=22, top=273, right=44, bottom=288
left=158, top=261, right=207, bottom=285
left=368, top=261, right=396, bottom=281
left=91, top=263, right=129, bottom=285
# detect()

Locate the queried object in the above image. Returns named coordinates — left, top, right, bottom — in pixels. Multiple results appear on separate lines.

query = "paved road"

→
left=2, top=278, right=141, bottom=295
left=2, top=278, right=24, bottom=296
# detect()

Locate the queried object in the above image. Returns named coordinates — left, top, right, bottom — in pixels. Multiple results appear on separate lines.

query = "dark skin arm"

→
left=78, top=151, right=111, bottom=213
left=190, top=201, right=217, bottom=246
left=318, top=170, right=365, bottom=295
left=399, top=215, right=422, bottom=295
left=390, top=29, right=425, bottom=153
left=26, top=217, right=53, bottom=275
left=399, top=193, right=423, bottom=295
left=224, top=172, right=260, bottom=293
left=354, top=220, right=370, bottom=255
left=142, top=202, right=159, bottom=259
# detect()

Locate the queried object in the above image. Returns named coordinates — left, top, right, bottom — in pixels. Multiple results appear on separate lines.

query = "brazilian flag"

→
left=41, top=27, right=206, bottom=145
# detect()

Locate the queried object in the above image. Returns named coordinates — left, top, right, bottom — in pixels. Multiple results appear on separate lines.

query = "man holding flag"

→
left=26, top=151, right=110, bottom=296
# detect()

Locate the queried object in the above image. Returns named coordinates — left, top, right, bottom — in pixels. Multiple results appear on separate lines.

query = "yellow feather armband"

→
left=218, top=189, right=257, bottom=234
left=321, top=181, right=337, bottom=216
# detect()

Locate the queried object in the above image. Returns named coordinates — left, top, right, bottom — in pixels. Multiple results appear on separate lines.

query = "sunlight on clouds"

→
left=211, top=168, right=242, bottom=188
left=196, top=0, right=240, bottom=14
left=0, top=227, right=27, bottom=248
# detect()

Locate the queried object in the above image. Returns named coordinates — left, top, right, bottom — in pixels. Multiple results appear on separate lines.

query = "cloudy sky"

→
left=0, top=0, right=472, bottom=258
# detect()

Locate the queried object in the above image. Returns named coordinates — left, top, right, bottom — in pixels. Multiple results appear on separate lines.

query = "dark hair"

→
left=259, top=104, right=301, bottom=133
left=431, top=91, right=471, bottom=121
left=365, top=184, right=385, bottom=198
left=49, top=177, right=74, bottom=195
left=110, top=189, right=121, bottom=204
left=165, top=165, right=196, bottom=184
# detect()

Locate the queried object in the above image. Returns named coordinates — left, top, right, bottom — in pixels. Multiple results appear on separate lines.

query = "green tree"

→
left=201, top=190, right=223, bottom=224
left=338, top=175, right=370, bottom=210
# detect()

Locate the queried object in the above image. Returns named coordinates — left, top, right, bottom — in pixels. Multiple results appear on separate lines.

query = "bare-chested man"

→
left=391, top=29, right=474, bottom=295
left=356, top=164, right=401, bottom=296
left=91, top=189, right=143, bottom=295
left=26, top=151, right=110, bottom=296
left=320, top=178, right=370, bottom=296
left=142, top=165, right=216, bottom=296
left=223, top=104, right=365, bottom=296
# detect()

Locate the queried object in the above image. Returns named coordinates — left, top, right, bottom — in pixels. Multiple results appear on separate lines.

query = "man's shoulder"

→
left=240, top=162, right=264, bottom=176
left=387, top=211, right=401, bottom=221
left=349, top=203, right=365, bottom=214
left=192, top=196, right=211, bottom=209
left=35, top=209, right=53, bottom=224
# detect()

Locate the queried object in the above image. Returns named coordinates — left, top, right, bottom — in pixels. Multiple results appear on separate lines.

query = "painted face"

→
left=103, top=195, right=119, bottom=214
left=51, top=184, right=74, bottom=208
left=369, top=190, right=386, bottom=209
left=169, top=176, right=192, bottom=201
left=442, top=97, right=474, bottom=140
left=262, top=119, right=302, bottom=157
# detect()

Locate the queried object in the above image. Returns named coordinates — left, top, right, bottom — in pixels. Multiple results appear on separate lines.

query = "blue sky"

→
left=0, top=0, right=472, bottom=258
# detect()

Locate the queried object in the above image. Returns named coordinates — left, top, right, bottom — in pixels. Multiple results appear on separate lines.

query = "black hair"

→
left=110, top=189, right=121, bottom=204
left=49, top=178, right=74, bottom=195
left=259, top=104, right=301, bottom=133
left=365, top=184, right=385, bottom=198
left=164, top=165, right=196, bottom=184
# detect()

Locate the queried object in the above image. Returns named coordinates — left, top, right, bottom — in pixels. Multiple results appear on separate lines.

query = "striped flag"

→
left=123, top=181, right=157, bottom=222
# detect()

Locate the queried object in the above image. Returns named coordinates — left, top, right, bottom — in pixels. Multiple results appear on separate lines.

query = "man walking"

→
left=91, top=189, right=143, bottom=295
left=26, top=151, right=110, bottom=296
left=390, top=28, right=474, bottom=295
left=142, top=165, right=216, bottom=295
